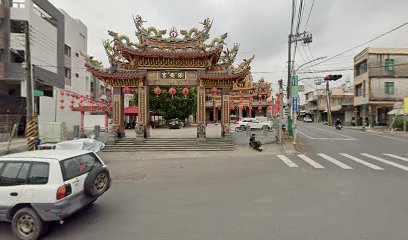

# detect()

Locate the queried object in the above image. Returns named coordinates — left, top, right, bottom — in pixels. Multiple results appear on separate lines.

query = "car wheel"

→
left=12, top=207, right=48, bottom=240
left=84, top=167, right=110, bottom=197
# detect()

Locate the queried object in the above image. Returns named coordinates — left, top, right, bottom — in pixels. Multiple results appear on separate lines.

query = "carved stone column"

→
left=137, top=86, right=150, bottom=140
left=196, top=86, right=206, bottom=140
left=221, top=87, right=230, bottom=137
left=113, top=87, right=125, bottom=137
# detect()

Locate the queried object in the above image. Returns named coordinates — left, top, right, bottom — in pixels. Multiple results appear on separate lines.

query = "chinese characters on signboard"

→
left=159, top=71, right=185, bottom=79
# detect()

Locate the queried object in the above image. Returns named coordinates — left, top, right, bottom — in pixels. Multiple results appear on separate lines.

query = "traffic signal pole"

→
left=325, top=79, right=332, bottom=126
left=324, top=75, right=342, bottom=126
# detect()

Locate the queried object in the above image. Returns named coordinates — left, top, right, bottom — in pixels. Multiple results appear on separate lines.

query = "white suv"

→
left=0, top=150, right=111, bottom=240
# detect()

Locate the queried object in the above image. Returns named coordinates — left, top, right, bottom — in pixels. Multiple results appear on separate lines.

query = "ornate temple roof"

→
left=83, top=15, right=255, bottom=86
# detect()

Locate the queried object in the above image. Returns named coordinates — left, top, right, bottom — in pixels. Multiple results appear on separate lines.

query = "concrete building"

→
left=304, top=87, right=354, bottom=125
left=353, top=48, right=408, bottom=126
left=0, top=0, right=92, bottom=135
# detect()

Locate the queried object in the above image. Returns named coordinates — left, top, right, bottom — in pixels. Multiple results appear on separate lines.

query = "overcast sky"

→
left=49, top=0, right=408, bottom=96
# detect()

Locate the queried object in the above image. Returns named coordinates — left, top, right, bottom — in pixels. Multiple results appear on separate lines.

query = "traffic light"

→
left=324, top=75, right=342, bottom=81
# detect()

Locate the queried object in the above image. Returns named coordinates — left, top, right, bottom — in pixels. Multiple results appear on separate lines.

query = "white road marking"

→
left=318, top=153, right=353, bottom=169
left=277, top=155, right=298, bottom=168
left=297, top=130, right=356, bottom=140
left=302, top=124, right=356, bottom=139
left=339, top=153, right=384, bottom=170
left=359, top=131, right=408, bottom=143
left=361, top=153, right=408, bottom=171
left=383, top=154, right=408, bottom=163
left=298, top=154, right=325, bottom=169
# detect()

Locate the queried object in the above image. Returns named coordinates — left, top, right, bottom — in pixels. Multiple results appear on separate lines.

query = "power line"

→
left=310, top=20, right=408, bottom=68
left=304, top=0, right=315, bottom=30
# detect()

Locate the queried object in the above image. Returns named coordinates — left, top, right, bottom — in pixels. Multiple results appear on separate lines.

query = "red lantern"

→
left=80, top=95, right=84, bottom=99
left=71, top=94, right=76, bottom=99
left=249, top=106, right=253, bottom=111
left=250, top=95, right=253, bottom=100
left=88, top=99, right=93, bottom=104
left=249, top=100, right=253, bottom=105
left=60, top=105, right=65, bottom=110
left=267, top=100, right=272, bottom=105
left=231, top=93, right=235, bottom=97
left=60, top=99, right=64, bottom=103
left=107, top=91, right=112, bottom=97
left=231, top=106, right=236, bottom=111
left=66, top=93, right=70, bottom=97
left=60, top=90, right=64, bottom=96
left=70, top=100, right=75, bottom=104
left=240, top=100, right=243, bottom=104
left=211, top=87, right=218, bottom=95
left=99, top=99, right=104, bottom=103
left=268, top=107, right=272, bottom=111
left=69, top=104, right=74, bottom=109
left=258, top=106, right=262, bottom=111
left=182, top=88, right=190, bottom=96
left=258, top=101, right=262, bottom=104
left=122, top=87, right=131, bottom=94
left=169, top=88, right=177, bottom=96
left=258, top=94, right=262, bottom=99
left=153, top=87, right=162, bottom=96
left=107, top=99, right=111, bottom=104
left=98, top=93, right=103, bottom=98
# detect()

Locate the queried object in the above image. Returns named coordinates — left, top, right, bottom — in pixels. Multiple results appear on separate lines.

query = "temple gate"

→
left=83, top=16, right=254, bottom=139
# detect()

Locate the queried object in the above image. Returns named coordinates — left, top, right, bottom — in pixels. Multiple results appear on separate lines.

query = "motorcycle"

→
left=249, top=134, right=263, bottom=152
left=335, top=123, right=343, bottom=130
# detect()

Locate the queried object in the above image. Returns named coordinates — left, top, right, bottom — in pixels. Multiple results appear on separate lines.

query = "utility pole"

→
left=278, top=79, right=284, bottom=143
left=24, top=21, right=37, bottom=150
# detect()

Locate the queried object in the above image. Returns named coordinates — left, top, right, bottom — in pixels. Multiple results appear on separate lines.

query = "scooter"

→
left=335, top=124, right=343, bottom=130
left=249, top=134, right=263, bottom=152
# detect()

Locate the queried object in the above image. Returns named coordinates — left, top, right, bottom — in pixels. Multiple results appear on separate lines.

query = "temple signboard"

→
left=159, top=71, right=186, bottom=79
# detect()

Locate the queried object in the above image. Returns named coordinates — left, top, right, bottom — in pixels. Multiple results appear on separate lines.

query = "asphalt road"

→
left=1, top=125, right=407, bottom=240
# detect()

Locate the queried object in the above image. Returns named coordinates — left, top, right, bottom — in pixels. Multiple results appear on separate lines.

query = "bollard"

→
left=73, top=125, right=80, bottom=139
left=94, top=125, right=100, bottom=140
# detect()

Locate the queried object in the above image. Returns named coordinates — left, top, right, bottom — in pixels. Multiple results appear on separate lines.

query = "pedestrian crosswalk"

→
left=275, top=153, right=408, bottom=171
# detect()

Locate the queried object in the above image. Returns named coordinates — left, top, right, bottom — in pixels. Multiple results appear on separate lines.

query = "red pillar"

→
left=104, top=111, right=109, bottom=132
left=213, top=99, right=216, bottom=122
left=80, top=111, right=85, bottom=134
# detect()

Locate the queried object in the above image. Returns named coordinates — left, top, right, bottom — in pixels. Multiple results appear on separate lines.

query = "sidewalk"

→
left=0, top=138, right=27, bottom=156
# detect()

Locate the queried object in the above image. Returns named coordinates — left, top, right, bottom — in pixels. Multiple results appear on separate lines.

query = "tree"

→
left=132, top=87, right=197, bottom=121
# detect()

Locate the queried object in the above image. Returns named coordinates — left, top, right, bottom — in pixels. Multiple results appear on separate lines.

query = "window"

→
left=10, top=50, right=25, bottom=63
left=384, top=82, right=394, bottom=94
left=60, top=153, right=102, bottom=181
left=10, top=20, right=25, bottom=33
left=355, top=61, right=367, bottom=76
left=75, top=73, right=79, bottom=78
left=384, top=59, right=394, bottom=72
left=64, top=44, right=71, bottom=57
left=75, top=52, right=79, bottom=57
left=28, top=163, right=49, bottom=184
left=11, top=0, right=25, bottom=8
left=65, top=67, right=71, bottom=79
left=0, top=162, right=29, bottom=186
left=355, top=84, right=363, bottom=96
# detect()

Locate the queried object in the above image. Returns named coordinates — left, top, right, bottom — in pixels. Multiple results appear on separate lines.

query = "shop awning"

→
left=387, top=109, right=404, bottom=115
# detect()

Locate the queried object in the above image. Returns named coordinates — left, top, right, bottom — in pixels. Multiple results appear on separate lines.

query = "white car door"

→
left=0, top=162, right=30, bottom=211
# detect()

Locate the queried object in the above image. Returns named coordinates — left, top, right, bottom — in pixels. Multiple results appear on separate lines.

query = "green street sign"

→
left=292, top=85, right=298, bottom=98
left=34, top=90, right=44, bottom=97
left=292, top=75, right=298, bottom=86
